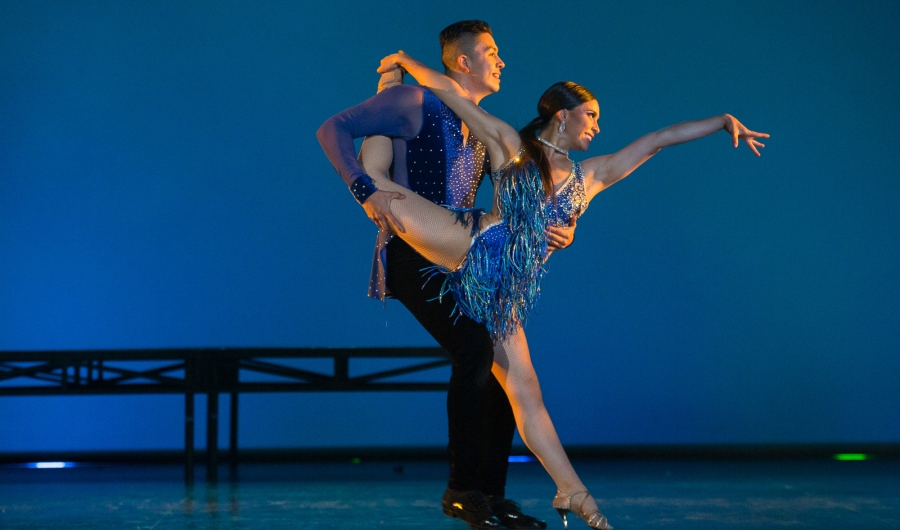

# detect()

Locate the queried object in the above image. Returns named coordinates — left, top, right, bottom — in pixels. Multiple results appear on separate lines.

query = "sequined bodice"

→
left=403, top=91, right=488, bottom=208
left=441, top=102, right=487, bottom=207
left=491, top=154, right=588, bottom=228
left=546, top=161, right=588, bottom=227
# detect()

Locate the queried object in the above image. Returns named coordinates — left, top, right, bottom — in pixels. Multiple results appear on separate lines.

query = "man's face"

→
left=464, top=33, right=505, bottom=95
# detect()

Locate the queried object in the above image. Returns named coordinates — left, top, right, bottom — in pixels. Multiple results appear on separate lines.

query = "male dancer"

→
left=318, top=21, right=574, bottom=529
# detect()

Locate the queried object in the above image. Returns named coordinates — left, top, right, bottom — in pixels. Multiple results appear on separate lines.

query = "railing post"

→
left=229, top=392, right=239, bottom=474
left=185, top=391, right=194, bottom=484
left=334, top=354, right=349, bottom=381
left=207, top=391, right=218, bottom=483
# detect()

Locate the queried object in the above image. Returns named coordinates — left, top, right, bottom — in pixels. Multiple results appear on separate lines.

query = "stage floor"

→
left=1, top=458, right=898, bottom=529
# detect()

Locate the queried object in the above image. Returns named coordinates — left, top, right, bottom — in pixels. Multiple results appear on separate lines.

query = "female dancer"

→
left=319, top=52, right=768, bottom=529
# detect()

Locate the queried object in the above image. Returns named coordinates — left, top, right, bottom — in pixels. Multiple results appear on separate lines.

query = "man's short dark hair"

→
left=439, top=20, right=492, bottom=71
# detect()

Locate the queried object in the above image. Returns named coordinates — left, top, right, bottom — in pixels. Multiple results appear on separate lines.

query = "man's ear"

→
left=456, top=54, right=470, bottom=74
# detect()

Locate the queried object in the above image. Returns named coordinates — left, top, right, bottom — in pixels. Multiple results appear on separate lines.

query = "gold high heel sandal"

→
left=552, top=491, right=613, bottom=530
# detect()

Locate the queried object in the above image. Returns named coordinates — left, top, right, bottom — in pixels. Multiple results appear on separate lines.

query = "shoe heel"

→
left=555, top=508, right=569, bottom=530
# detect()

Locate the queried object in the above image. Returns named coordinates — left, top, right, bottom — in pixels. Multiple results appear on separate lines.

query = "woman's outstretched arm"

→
left=378, top=52, right=522, bottom=169
left=582, top=114, right=769, bottom=199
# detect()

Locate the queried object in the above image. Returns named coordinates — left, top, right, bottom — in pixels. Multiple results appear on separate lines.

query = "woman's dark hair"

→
left=519, top=81, right=597, bottom=195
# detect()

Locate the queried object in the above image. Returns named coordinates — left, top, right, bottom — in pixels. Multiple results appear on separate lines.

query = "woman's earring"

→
left=558, top=121, right=566, bottom=134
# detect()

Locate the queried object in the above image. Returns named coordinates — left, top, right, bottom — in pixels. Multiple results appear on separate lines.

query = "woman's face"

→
left=562, top=100, right=600, bottom=151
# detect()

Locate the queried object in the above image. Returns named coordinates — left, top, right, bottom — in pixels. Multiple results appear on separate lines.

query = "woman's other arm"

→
left=582, top=114, right=769, bottom=198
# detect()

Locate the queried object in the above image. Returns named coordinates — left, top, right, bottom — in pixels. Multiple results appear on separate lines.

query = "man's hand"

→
left=362, top=189, right=406, bottom=233
left=546, top=218, right=576, bottom=251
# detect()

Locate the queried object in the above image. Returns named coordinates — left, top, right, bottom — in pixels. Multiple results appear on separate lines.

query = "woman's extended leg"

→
left=491, top=327, right=584, bottom=491
left=368, top=172, right=483, bottom=270
left=492, top=327, right=611, bottom=528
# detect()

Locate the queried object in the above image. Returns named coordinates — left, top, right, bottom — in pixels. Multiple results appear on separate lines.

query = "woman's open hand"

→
left=724, top=114, right=770, bottom=156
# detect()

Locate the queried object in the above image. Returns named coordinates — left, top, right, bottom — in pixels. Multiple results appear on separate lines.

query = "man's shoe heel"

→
left=441, top=489, right=502, bottom=529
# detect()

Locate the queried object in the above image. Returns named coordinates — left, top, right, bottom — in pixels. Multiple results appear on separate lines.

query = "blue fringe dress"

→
left=439, top=152, right=589, bottom=340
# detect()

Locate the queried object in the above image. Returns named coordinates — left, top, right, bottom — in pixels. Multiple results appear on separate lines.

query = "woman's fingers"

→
left=376, top=55, right=400, bottom=74
left=744, top=129, right=770, bottom=139
left=745, top=137, right=765, bottom=156
left=377, top=51, right=408, bottom=74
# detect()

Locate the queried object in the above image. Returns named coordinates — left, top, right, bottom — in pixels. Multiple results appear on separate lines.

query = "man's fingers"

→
left=381, top=215, right=403, bottom=234
left=385, top=213, right=405, bottom=233
left=545, top=233, right=566, bottom=250
left=384, top=193, right=405, bottom=233
left=545, top=224, right=575, bottom=250
left=373, top=212, right=395, bottom=235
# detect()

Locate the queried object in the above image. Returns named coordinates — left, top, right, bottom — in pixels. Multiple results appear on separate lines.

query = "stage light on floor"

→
left=833, top=453, right=869, bottom=461
left=508, top=455, right=535, bottom=463
left=27, top=462, right=74, bottom=469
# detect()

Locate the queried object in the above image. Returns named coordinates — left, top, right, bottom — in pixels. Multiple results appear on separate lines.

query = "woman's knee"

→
left=508, top=374, right=544, bottom=410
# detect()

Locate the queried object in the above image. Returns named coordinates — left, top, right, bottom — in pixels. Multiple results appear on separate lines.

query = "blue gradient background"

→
left=1, top=1, right=898, bottom=452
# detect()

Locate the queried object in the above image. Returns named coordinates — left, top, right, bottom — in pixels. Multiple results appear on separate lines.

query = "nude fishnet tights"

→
left=492, top=327, right=603, bottom=519
left=369, top=173, right=478, bottom=270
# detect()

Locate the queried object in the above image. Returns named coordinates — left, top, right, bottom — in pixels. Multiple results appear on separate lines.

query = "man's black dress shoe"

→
left=442, top=488, right=504, bottom=529
left=487, top=496, right=547, bottom=529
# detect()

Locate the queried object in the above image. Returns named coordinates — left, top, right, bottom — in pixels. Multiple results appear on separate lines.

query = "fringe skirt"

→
left=437, top=159, right=549, bottom=341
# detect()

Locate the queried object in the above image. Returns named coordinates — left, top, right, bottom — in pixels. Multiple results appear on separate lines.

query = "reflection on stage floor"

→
left=1, top=457, right=898, bottom=529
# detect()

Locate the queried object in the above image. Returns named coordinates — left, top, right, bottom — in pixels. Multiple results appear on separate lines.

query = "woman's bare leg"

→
left=492, top=327, right=603, bottom=515
left=366, top=172, right=483, bottom=270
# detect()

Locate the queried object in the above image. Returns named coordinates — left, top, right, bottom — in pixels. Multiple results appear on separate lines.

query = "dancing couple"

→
left=317, top=20, right=768, bottom=530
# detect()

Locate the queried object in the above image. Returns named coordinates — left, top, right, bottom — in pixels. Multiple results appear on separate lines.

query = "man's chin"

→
left=482, top=77, right=501, bottom=93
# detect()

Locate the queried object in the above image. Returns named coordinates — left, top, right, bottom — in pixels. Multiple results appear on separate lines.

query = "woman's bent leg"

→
left=369, top=173, right=475, bottom=270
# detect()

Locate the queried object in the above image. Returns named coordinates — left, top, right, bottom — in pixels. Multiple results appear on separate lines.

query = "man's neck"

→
left=445, top=70, right=489, bottom=105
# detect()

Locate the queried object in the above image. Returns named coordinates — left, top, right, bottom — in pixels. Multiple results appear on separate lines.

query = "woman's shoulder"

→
left=490, top=148, right=528, bottom=183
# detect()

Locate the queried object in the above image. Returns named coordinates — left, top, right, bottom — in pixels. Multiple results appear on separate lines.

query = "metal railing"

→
left=0, top=347, right=450, bottom=482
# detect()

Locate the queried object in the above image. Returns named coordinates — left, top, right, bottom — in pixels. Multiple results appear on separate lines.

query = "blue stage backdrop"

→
left=1, top=1, right=898, bottom=452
